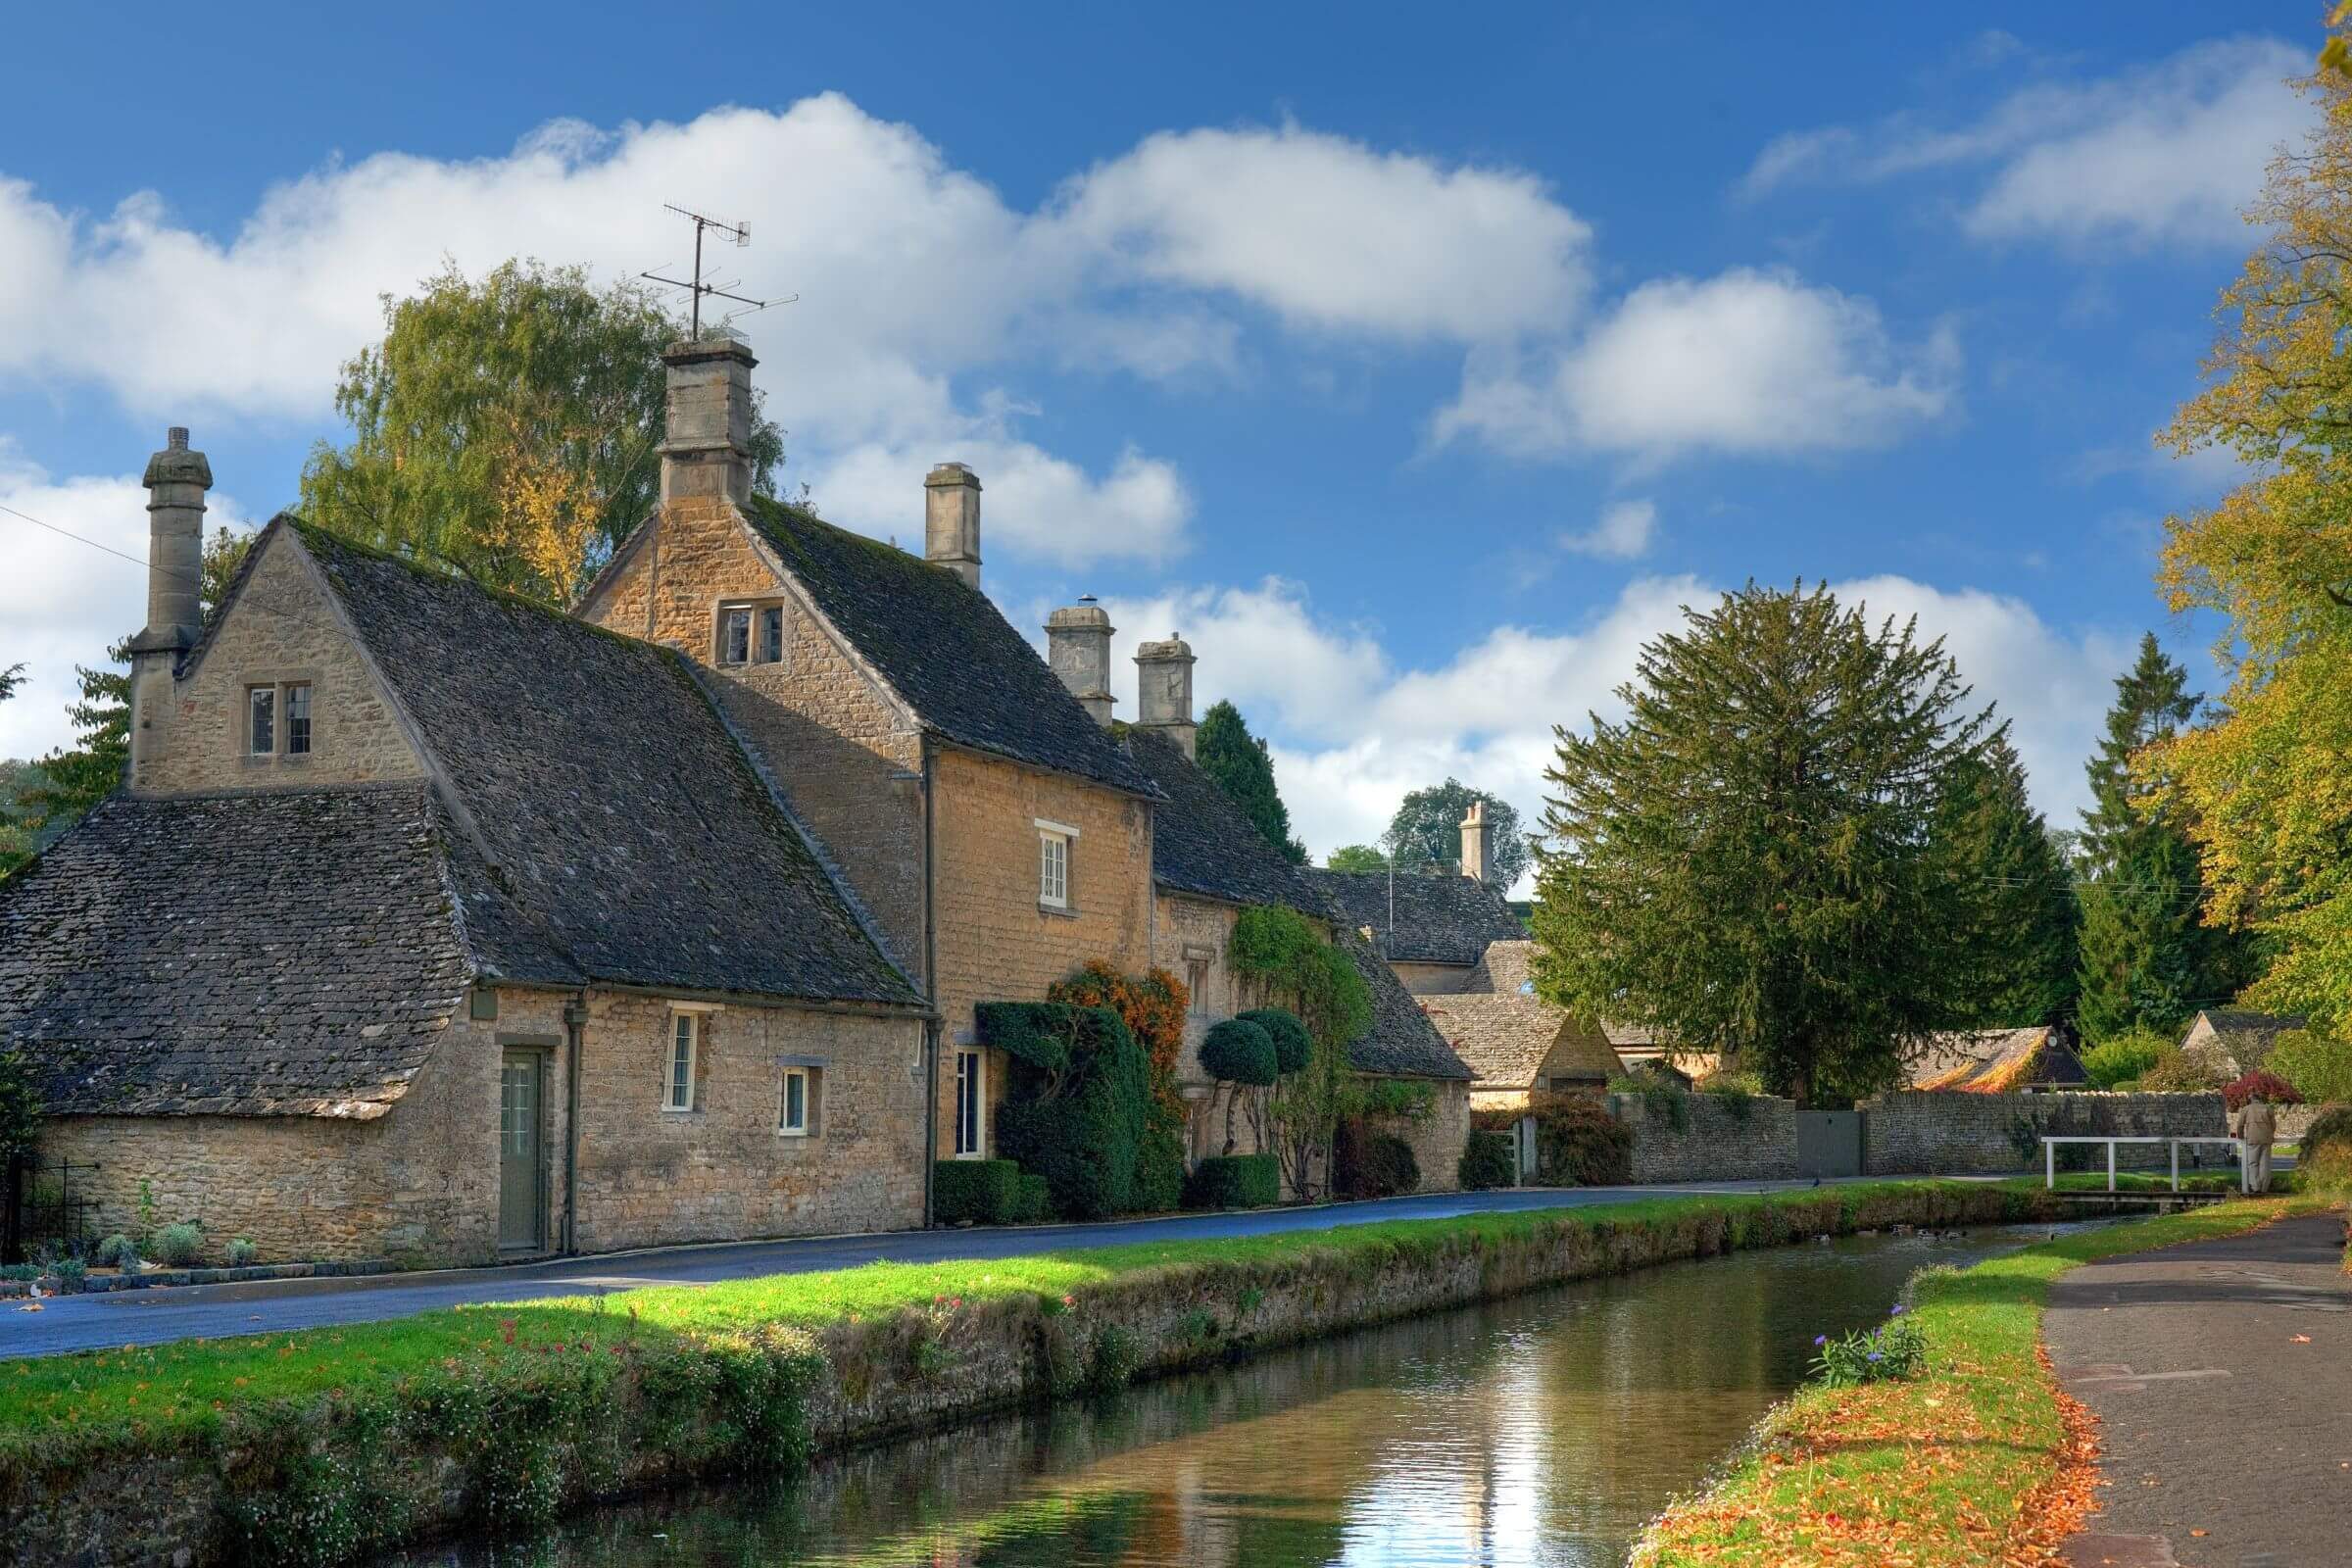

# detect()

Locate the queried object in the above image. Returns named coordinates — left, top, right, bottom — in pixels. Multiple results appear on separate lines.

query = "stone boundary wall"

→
left=1606, top=1092, right=1802, bottom=1183
left=1861, top=1091, right=2229, bottom=1176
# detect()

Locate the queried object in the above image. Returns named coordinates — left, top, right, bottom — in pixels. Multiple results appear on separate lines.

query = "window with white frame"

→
left=954, top=1048, right=984, bottom=1156
left=717, top=602, right=789, bottom=667
left=663, top=1013, right=701, bottom=1111
left=1035, top=818, right=1077, bottom=910
left=780, top=1065, right=815, bottom=1136
left=718, top=606, right=753, bottom=666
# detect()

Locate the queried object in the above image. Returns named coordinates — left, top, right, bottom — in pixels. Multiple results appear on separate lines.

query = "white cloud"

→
left=811, top=438, right=1193, bottom=567
left=1741, top=36, right=2308, bottom=249
left=1051, top=124, right=1592, bottom=341
left=1437, top=269, right=1957, bottom=463
left=1084, top=570, right=2122, bottom=888
left=0, top=444, right=253, bottom=763
left=1559, top=498, right=1656, bottom=560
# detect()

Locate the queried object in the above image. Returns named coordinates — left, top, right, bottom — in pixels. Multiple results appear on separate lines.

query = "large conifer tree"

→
left=1936, top=734, right=2080, bottom=1027
left=1194, top=700, right=1307, bottom=863
left=1532, top=583, right=1997, bottom=1105
left=2073, top=633, right=2250, bottom=1040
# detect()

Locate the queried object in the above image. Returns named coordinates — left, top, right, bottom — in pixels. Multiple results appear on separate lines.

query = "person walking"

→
left=2230, top=1095, right=2278, bottom=1194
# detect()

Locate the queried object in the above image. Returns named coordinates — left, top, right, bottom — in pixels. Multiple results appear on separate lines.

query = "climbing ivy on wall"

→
left=1226, top=906, right=1376, bottom=1200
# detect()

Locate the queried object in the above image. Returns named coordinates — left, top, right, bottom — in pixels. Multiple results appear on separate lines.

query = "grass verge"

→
left=1631, top=1193, right=2329, bottom=1567
left=0, top=1179, right=2060, bottom=1566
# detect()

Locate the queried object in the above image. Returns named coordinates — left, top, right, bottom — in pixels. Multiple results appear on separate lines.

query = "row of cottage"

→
left=0, top=334, right=1530, bottom=1265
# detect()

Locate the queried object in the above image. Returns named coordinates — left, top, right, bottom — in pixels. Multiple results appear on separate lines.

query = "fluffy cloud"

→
left=0, top=445, right=253, bottom=762
left=1559, top=498, right=1657, bottom=560
left=1089, top=570, right=2123, bottom=890
left=1741, top=36, right=2309, bottom=248
left=1437, top=269, right=1957, bottom=463
left=810, top=438, right=1193, bottom=566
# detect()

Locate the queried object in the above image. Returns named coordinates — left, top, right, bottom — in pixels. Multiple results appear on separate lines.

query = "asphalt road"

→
left=2, top=1177, right=1910, bottom=1359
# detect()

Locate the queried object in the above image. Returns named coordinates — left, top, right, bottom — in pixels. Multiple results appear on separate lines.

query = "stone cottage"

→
left=1423, top=940, right=1619, bottom=1112
left=1305, top=828, right=1526, bottom=994
left=1906, top=1026, right=2087, bottom=1094
left=0, top=430, right=930, bottom=1263
left=2179, top=1008, right=2307, bottom=1079
left=1037, top=611, right=1475, bottom=1189
left=573, top=336, right=1168, bottom=1176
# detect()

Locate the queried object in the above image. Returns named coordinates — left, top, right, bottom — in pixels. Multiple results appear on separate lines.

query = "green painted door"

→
left=498, top=1051, right=545, bottom=1251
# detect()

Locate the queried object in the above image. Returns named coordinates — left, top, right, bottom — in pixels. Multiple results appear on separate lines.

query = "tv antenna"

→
left=641, top=204, right=796, bottom=338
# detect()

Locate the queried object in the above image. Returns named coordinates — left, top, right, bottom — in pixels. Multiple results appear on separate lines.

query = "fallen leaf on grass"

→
left=2291, top=1334, right=2312, bottom=1344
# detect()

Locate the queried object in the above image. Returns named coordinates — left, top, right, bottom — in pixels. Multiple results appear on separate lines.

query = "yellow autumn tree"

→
left=2155, top=46, right=2352, bottom=1029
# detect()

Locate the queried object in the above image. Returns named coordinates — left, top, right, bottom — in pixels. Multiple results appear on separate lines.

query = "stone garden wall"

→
left=1607, top=1092, right=1802, bottom=1183
left=1860, top=1091, right=2229, bottom=1176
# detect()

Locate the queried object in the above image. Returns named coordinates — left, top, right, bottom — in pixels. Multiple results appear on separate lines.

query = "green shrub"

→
left=995, top=1004, right=1152, bottom=1220
left=1528, top=1092, right=1634, bottom=1185
left=2300, top=1103, right=2352, bottom=1193
left=153, top=1221, right=205, bottom=1267
left=1458, top=1130, right=1517, bottom=1190
left=1012, top=1173, right=1053, bottom=1225
left=94, top=1233, right=136, bottom=1269
left=1237, top=1008, right=1311, bottom=1075
left=1334, top=1127, right=1420, bottom=1200
left=48, top=1256, right=85, bottom=1292
left=2081, top=1028, right=2171, bottom=1089
left=226, top=1238, right=260, bottom=1268
left=1807, top=1308, right=1927, bottom=1387
left=2137, top=1047, right=2228, bottom=1092
left=1184, top=1153, right=1280, bottom=1209
left=1200, top=1018, right=1278, bottom=1087
left=1133, top=1115, right=1186, bottom=1213
left=974, top=1002, right=1077, bottom=1073
left=1609, top=1068, right=1690, bottom=1131
left=932, top=1159, right=1023, bottom=1225
left=2266, top=1029, right=2352, bottom=1103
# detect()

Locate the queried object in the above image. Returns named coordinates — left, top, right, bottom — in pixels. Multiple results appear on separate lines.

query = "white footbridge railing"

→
left=2040, top=1135, right=2251, bottom=1194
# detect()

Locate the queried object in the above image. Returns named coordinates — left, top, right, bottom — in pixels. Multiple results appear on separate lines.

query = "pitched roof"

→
left=1909, top=1027, right=2086, bottom=1093
left=2185, top=1008, right=2306, bottom=1071
left=1463, top=939, right=1538, bottom=995
left=1337, top=929, right=1472, bottom=1081
left=0, top=786, right=468, bottom=1117
left=1304, top=867, right=1525, bottom=967
left=299, top=523, right=919, bottom=1008
left=1123, top=726, right=1316, bottom=908
left=742, top=497, right=1160, bottom=799
left=1423, top=995, right=1618, bottom=1090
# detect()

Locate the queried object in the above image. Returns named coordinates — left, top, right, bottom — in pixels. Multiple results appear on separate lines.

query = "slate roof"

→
left=2182, top=1009, right=2307, bottom=1076
left=1305, top=867, right=1525, bottom=967
left=1908, top=1027, right=2087, bottom=1093
left=298, top=523, right=919, bottom=1007
left=1336, top=929, right=1472, bottom=1081
left=0, top=786, right=468, bottom=1117
left=1123, top=726, right=1316, bottom=909
left=1424, top=996, right=1619, bottom=1090
left=742, top=497, right=1161, bottom=799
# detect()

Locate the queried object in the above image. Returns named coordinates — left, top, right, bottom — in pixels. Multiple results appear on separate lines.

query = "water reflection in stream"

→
left=390, top=1222, right=2074, bottom=1568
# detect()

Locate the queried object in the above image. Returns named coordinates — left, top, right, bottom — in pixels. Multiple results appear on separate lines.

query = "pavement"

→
left=2048, top=1210, right=2352, bottom=1568
left=0, top=1176, right=1905, bottom=1360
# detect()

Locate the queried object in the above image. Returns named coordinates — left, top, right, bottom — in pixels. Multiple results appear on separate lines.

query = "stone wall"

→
left=1382, top=1078, right=1469, bottom=1193
left=1607, top=1092, right=1802, bottom=1183
left=1861, top=1091, right=2229, bottom=1176
left=1389, top=959, right=1472, bottom=995
left=134, top=528, right=426, bottom=796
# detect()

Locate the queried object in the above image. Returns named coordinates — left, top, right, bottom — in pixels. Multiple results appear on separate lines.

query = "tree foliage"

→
left=1386, top=778, right=1531, bottom=889
left=2153, top=53, right=2352, bottom=1035
left=1325, top=843, right=1389, bottom=872
left=1226, top=906, right=1374, bottom=1199
left=1194, top=700, right=1306, bottom=864
left=1531, top=583, right=1999, bottom=1105
left=2073, top=635, right=2252, bottom=1041
left=1936, top=734, right=2080, bottom=1027
left=299, top=259, right=785, bottom=605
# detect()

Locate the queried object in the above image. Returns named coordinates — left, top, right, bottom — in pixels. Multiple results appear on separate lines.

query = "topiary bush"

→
left=1237, top=1008, right=1312, bottom=1075
left=992, top=1004, right=1152, bottom=1220
left=1133, top=1116, right=1186, bottom=1213
left=1458, top=1130, right=1516, bottom=1191
left=1200, top=1018, right=1278, bottom=1087
left=932, top=1158, right=1023, bottom=1225
left=1012, top=1173, right=1053, bottom=1225
left=1184, top=1153, right=1280, bottom=1209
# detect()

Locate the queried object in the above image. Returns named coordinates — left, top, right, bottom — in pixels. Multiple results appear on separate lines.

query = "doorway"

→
left=499, top=1048, right=548, bottom=1251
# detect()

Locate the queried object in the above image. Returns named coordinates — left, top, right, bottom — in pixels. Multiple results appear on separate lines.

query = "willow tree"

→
left=299, top=260, right=785, bottom=604
left=2154, top=52, right=2352, bottom=1032
left=1532, top=583, right=1997, bottom=1105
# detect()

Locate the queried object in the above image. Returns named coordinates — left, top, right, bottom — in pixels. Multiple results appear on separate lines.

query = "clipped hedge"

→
left=973, top=1002, right=1077, bottom=1074
left=1012, top=1172, right=1053, bottom=1225
left=1237, top=1007, right=1312, bottom=1074
left=1458, top=1130, right=1517, bottom=1191
left=993, top=1004, right=1152, bottom=1220
left=1200, top=1018, right=1277, bottom=1087
left=933, top=1159, right=1024, bottom=1226
left=1184, top=1153, right=1281, bottom=1209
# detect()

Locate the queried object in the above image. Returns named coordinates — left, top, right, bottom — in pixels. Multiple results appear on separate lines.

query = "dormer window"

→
left=717, top=602, right=789, bottom=667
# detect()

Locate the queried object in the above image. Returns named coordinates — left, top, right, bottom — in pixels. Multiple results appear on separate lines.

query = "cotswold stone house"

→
left=1306, top=833, right=1526, bottom=995
left=1906, top=1026, right=2087, bottom=1094
left=1424, top=941, right=1619, bottom=1112
left=2179, top=1008, right=2306, bottom=1079
left=0, top=430, right=928, bottom=1263
left=574, top=338, right=1167, bottom=1171
left=1039, top=612, right=1473, bottom=1188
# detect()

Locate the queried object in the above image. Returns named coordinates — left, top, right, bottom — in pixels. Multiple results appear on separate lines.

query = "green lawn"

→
left=1632, top=1194, right=2325, bottom=1567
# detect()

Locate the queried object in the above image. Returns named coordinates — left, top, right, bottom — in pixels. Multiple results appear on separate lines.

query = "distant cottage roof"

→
left=1337, top=929, right=1473, bottom=1081
left=1303, top=867, right=1525, bottom=967
left=0, top=786, right=467, bottom=1117
left=0, top=520, right=923, bottom=1118
left=1908, top=1026, right=2085, bottom=1094
left=742, top=497, right=1161, bottom=799
left=1122, top=726, right=1315, bottom=909
left=2181, top=1008, right=2307, bottom=1077
left=1434, top=940, right=1618, bottom=1090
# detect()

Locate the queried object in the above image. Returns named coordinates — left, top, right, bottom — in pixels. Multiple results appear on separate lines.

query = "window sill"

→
left=1037, top=903, right=1078, bottom=920
left=777, top=1128, right=814, bottom=1140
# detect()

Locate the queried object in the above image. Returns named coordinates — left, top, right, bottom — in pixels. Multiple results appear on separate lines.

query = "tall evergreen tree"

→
left=2073, top=633, right=2250, bottom=1040
left=1533, top=583, right=1998, bottom=1105
left=1194, top=700, right=1306, bottom=863
left=1936, top=734, right=2080, bottom=1027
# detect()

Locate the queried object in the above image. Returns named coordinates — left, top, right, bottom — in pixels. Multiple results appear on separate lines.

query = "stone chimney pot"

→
left=1046, top=599, right=1116, bottom=726
left=1460, top=800, right=1493, bottom=886
left=924, top=462, right=983, bottom=588
left=1134, top=633, right=1198, bottom=760
left=658, top=336, right=758, bottom=505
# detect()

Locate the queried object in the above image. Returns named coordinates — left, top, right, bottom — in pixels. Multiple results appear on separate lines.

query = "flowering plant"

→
left=1807, top=1305, right=1927, bottom=1388
left=2223, top=1069, right=2303, bottom=1111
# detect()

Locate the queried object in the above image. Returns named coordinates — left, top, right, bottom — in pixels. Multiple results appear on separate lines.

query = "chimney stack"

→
left=1134, top=634, right=1197, bottom=760
left=1460, top=800, right=1492, bottom=885
left=126, top=426, right=211, bottom=786
left=659, top=336, right=758, bottom=505
left=1046, top=598, right=1116, bottom=726
left=924, top=463, right=982, bottom=588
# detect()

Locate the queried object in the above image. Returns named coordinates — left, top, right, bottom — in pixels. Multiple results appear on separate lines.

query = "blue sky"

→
left=0, top=3, right=2313, bottom=873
